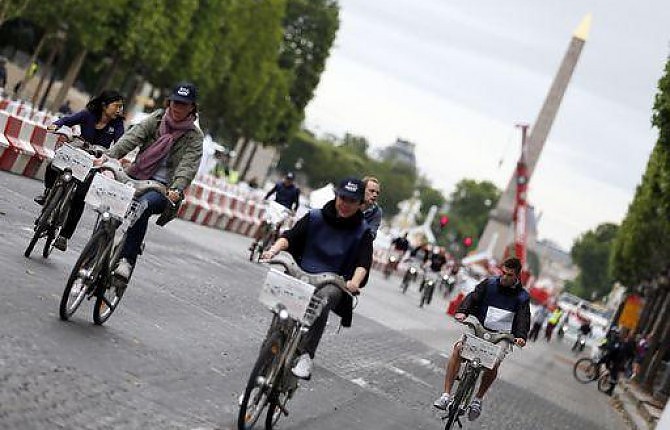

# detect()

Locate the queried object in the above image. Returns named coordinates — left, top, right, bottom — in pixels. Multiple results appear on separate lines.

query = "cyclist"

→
left=264, top=172, right=300, bottom=211
left=34, top=90, right=125, bottom=251
left=361, top=176, right=382, bottom=239
left=261, top=177, right=373, bottom=380
left=99, top=82, right=203, bottom=281
left=433, top=257, right=530, bottom=421
left=419, top=246, right=447, bottom=305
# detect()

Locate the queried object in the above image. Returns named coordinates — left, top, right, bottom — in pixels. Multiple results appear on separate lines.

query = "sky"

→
left=304, top=0, right=670, bottom=251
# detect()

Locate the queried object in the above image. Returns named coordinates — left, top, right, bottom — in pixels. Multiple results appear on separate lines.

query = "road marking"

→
left=386, top=365, right=433, bottom=388
left=351, top=377, right=368, bottom=387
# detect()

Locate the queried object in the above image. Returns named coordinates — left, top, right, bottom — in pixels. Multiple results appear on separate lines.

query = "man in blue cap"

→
left=262, top=177, right=373, bottom=379
left=264, top=171, right=300, bottom=211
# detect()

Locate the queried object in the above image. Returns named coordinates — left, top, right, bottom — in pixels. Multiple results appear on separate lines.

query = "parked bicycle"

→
left=237, top=252, right=355, bottom=430
left=59, top=160, right=167, bottom=324
left=572, top=356, right=614, bottom=393
left=24, top=130, right=99, bottom=258
left=249, top=201, right=292, bottom=262
left=441, top=315, right=515, bottom=429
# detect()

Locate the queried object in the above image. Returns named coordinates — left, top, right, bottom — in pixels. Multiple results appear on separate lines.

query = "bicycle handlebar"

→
left=459, top=315, right=516, bottom=345
left=261, top=252, right=357, bottom=300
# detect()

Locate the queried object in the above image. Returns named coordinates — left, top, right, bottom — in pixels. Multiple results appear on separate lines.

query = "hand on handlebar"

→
left=93, top=154, right=109, bottom=167
left=166, top=189, right=181, bottom=204
left=345, top=280, right=361, bottom=296
left=454, top=312, right=466, bottom=321
left=514, top=338, right=526, bottom=347
left=261, top=250, right=275, bottom=261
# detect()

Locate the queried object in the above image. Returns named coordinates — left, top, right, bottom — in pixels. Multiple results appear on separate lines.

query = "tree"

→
left=611, top=57, right=670, bottom=286
left=273, top=0, right=339, bottom=143
left=568, top=223, right=618, bottom=300
left=340, top=133, right=369, bottom=156
left=0, top=0, right=33, bottom=27
left=436, top=179, right=500, bottom=248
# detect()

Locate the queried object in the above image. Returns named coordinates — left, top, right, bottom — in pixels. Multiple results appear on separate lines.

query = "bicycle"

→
left=419, top=272, right=439, bottom=308
left=400, top=264, right=419, bottom=294
left=249, top=202, right=291, bottom=262
left=24, top=132, right=97, bottom=258
left=441, top=316, right=515, bottom=429
left=59, top=160, right=167, bottom=324
left=237, top=252, right=355, bottom=430
left=572, top=355, right=614, bottom=393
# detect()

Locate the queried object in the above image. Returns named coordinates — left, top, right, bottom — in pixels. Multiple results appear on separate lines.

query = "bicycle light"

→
left=101, top=212, right=111, bottom=221
left=62, top=172, right=73, bottom=182
left=278, top=309, right=289, bottom=320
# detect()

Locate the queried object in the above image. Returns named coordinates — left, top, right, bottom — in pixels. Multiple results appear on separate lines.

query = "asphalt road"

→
left=0, top=170, right=628, bottom=430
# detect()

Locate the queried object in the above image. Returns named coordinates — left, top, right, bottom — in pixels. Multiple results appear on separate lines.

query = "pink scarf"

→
left=127, top=109, right=195, bottom=180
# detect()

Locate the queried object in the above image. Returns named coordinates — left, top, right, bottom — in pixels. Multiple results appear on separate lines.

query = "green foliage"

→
left=276, top=130, right=443, bottom=218
left=434, top=179, right=500, bottom=247
left=6, top=0, right=340, bottom=147
left=569, top=223, right=618, bottom=300
left=611, top=57, right=670, bottom=286
left=340, top=133, right=369, bottom=156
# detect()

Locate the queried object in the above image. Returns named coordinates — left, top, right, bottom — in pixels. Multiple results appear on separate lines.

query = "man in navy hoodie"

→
left=433, top=257, right=530, bottom=421
left=261, top=177, right=373, bottom=380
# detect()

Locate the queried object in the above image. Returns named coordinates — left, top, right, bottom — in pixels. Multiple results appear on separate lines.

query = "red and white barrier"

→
left=0, top=114, right=36, bottom=175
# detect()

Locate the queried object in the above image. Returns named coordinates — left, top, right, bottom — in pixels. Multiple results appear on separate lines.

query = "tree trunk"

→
left=641, top=287, right=670, bottom=388
left=637, top=287, right=658, bottom=335
left=18, top=31, right=47, bottom=98
left=50, top=48, right=87, bottom=111
left=643, top=303, right=670, bottom=391
left=232, top=136, right=250, bottom=171
left=93, top=52, right=121, bottom=95
left=31, top=41, right=60, bottom=106
left=241, top=141, right=259, bottom=182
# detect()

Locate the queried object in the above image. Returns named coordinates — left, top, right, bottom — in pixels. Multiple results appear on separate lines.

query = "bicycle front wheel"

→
left=573, top=358, right=598, bottom=383
left=444, top=366, right=477, bottom=430
left=597, top=372, right=615, bottom=393
left=238, top=333, right=284, bottom=430
left=92, top=276, right=126, bottom=325
left=59, top=228, right=106, bottom=320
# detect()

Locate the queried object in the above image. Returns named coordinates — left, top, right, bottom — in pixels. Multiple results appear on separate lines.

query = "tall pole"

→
left=514, top=124, right=530, bottom=268
left=477, top=14, right=592, bottom=260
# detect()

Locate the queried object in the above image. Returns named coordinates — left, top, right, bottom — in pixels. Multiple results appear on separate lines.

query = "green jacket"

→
left=107, top=109, right=204, bottom=225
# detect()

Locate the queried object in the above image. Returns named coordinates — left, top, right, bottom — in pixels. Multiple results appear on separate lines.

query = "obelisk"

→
left=476, top=14, right=592, bottom=260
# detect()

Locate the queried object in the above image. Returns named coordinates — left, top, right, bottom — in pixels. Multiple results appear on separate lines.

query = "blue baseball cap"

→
left=336, top=177, right=365, bottom=202
left=169, top=82, right=198, bottom=103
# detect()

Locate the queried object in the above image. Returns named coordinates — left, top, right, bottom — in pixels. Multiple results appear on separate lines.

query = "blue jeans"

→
left=120, top=191, right=168, bottom=264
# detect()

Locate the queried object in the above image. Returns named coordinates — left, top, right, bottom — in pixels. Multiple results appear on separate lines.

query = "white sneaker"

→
left=291, top=354, right=313, bottom=379
left=433, top=393, right=451, bottom=410
left=114, top=258, right=132, bottom=281
left=468, top=398, right=482, bottom=421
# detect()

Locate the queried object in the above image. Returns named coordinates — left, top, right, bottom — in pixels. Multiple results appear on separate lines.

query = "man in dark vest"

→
left=264, top=172, right=300, bottom=211
left=433, top=257, right=530, bottom=421
left=261, top=177, right=373, bottom=379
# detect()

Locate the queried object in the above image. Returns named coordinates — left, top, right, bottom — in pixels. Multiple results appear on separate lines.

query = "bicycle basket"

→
left=259, top=269, right=316, bottom=323
left=460, top=333, right=504, bottom=369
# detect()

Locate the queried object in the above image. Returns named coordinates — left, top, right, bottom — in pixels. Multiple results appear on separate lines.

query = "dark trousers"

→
left=120, top=191, right=168, bottom=264
left=529, top=322, right=542, bottom=342
left=44, top=163, right=93, bottom=239
left=301, top=285, right=344, bottom=359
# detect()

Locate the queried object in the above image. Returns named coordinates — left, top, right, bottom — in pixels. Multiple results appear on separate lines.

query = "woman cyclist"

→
left=34, top=90, right=125, bottom=252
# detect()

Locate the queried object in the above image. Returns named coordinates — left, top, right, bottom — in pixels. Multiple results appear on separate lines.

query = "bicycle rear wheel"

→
left=59, top=228, right=106, bottom=320
left=25, top=186, right=63, bottom=258
left=43, top=185, right=75, bottom=258
left=573, top=358, right=598, bottom=383
left=238, top=333, right=284, bottom=430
